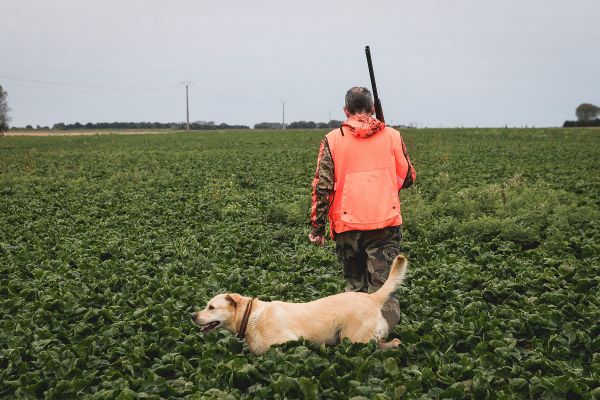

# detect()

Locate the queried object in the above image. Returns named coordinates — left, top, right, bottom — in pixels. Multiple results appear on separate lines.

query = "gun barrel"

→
left=365, top=46, right=385, bottom=123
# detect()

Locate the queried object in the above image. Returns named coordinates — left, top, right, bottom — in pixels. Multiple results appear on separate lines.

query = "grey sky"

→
left=1, top=0, right=599, bottom=128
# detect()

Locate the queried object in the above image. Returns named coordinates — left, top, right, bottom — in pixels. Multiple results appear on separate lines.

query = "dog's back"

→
left=251, top=255, right=408, bottom=350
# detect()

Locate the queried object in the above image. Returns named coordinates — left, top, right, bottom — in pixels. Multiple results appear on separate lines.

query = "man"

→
left=309, top=86, right=416, bottom=330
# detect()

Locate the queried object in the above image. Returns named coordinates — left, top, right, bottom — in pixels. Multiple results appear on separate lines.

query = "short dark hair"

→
left=345, top=87, right=373, bottom=115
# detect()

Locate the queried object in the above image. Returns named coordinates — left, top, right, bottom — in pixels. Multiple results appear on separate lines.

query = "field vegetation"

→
left=0, top=128, right=599, bottom=398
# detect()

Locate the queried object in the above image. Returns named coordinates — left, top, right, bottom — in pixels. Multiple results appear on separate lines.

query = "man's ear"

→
left=370, top=105, right=375, bottom=116
left=226, top=293, right=243, bottom=307
left=343, top=107, right=351, bottom=118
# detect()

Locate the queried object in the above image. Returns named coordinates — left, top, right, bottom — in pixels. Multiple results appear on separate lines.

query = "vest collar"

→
left=341, top=115, right=386, bottom=138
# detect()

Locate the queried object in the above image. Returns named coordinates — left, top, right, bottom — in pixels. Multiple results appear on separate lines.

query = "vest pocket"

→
left=340, top=168, right=400, bottom=224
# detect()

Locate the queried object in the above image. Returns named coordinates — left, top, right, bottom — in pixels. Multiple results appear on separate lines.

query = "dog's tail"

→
left=370, top=254, right=408, bottom=307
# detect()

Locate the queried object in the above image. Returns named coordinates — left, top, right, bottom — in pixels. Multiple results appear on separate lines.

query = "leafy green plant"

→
left=1, top=128, right=599, bottom=398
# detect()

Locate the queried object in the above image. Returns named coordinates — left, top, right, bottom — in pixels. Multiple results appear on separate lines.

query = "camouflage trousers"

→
left=334, top=226, right=402, bottom=330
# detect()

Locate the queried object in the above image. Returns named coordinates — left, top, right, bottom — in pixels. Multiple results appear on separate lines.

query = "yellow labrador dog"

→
left=191, top=255, right=408, bottom=354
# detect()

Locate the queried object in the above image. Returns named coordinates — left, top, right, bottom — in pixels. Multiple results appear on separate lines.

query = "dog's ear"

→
left=226, top=293, right=242, bottom=307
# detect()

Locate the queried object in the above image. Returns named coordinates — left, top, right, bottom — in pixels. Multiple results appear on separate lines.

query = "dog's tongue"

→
left=200, top=321, right=219, bottom=333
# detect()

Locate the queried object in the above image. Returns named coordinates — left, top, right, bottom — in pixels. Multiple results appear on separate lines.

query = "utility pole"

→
left=328, top=110, right=331, bottom=123
left=280, top=100, right=286, bottom=129
left=180, top=81, right=194, bottom=130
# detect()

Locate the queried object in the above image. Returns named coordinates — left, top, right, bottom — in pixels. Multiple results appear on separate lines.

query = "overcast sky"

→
left=1, top=0, right=599, bottom=128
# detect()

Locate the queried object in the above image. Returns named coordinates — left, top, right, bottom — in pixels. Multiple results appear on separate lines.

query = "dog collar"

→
left=236, top=298, right=254, bottom=340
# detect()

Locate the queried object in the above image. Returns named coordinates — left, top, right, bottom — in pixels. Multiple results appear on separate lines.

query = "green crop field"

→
left=1, top=128, right=599, bottom=399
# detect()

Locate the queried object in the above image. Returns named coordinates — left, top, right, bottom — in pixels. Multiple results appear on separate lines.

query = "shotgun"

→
left=365, top=46, right=385, bottom=123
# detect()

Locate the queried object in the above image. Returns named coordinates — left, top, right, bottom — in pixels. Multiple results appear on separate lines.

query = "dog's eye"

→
left=208, top=305, right=214, bottom=310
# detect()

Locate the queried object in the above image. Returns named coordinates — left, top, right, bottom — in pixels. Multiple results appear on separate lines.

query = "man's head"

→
left=344, top=87, right=375, bottom=118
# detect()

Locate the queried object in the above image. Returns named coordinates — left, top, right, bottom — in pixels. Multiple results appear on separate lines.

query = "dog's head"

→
left=191, top=293, right=243, bottom=333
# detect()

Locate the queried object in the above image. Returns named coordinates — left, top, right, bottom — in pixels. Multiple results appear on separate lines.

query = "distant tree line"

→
left=254, top=120, right=343, bottom=129
left=10, top=121, right=249, bottom=131
left=563, top=103, right=600, bottom=127
left=253, top=122, right=284, bottom=129
left=9, top=118, right=423, bottom=132
left=10, top=125, right=51, bottom=131
left=563, top=119, right=600, bottom=127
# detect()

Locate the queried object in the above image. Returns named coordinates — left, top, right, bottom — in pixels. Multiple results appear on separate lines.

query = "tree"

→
left=328, top=119, right=343, bottom=128
left=575, top=103, right=600, bottom=121
left=254, top=122, right=281, bottom=129
left=0, top=84, right=10, bottom=136
left=288, top=121, right=317, bottom=129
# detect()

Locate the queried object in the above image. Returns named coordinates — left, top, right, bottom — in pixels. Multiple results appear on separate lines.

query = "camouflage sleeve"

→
left=400, top=135, right=416, bottom=188
left=310, top=137, right=334, bottom=237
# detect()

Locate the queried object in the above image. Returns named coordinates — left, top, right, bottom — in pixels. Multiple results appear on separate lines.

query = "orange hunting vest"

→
left=326, top=126, right=409, bottom=236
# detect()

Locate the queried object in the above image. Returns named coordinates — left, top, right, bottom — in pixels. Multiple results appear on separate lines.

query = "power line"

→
left=1, top=73, right=282, bottom=107
left=189, top=85, right=275, bottom=107
left=2, top=73, right=291, bottom=125
left=0, top=73, right=176, bottom=92
left=1, top=82, right=124, bottom=93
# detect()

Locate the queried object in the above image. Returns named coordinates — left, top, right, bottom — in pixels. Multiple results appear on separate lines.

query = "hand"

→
left=308, top=233, right=326, bottom=247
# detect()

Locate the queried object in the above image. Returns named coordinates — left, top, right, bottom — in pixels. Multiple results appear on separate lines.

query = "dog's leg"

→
left=378, top=338, right=401, bottom=349
left=338, top=326, right=373, bottom=344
